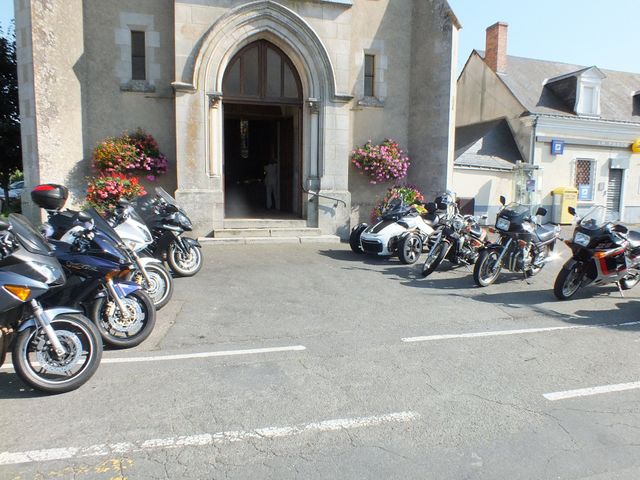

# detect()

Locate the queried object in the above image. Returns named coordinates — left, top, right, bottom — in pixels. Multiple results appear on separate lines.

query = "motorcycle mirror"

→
left=0, top=219, right=9, bottom=231
left=76, top=211, right=92, bottom=224
left=535, top=207, right=547, bottom=217
left=568, top=206, right=576, bottom=216
left=499, top=195, right=506, bottom=206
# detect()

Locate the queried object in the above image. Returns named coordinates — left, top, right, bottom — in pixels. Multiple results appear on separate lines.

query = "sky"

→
left=448, top=0, right=640, bottom=75
left=0, top=0, right=636, bottom=75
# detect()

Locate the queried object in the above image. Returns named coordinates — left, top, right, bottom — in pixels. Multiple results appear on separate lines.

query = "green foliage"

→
left=0, top=24, right=21, bottom=211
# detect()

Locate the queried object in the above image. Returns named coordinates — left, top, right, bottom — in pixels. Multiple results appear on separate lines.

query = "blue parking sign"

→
left=578, top=184, right=591, bottom=200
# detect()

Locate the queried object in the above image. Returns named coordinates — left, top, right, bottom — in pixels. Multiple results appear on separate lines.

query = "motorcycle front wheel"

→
left=12, top=314, right=102, bottom=394
left=129, top=263, right=173, bottom=310
left=399, top=234, right=423, bottom=264
left=167, top=239, right=203, bottom=277
left=473, top=249, right=502, bottom=287
left=92, top=289, right=156, bottom=348
left=553, top=262, right=584, bottom=300
left=422, top=241, right=448, bottom=277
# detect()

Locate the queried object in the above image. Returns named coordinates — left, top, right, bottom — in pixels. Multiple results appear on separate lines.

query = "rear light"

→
left=32, top=185, right=55, bottom=192
left=518, top=240, right=527, bottom=248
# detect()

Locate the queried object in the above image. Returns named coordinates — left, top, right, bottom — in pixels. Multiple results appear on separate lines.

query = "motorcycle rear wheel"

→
left=92, top=289, right=156, bottom=348
left=168, top=240, right=203, bottom=277
left=553, top=263, right=583, bottom=300
left=422, top=242, right=448, bottom=277
left=399, top=234, right=423, bottom=264
left=473, top=249, right=502, bottom=287
left=12, top=314, right=102, bottom=394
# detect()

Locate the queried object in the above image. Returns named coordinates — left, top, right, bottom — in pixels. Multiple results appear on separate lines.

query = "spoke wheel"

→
left=399, top=234, right=423, bottom=264
left=553, top=263, right=583, bottom=300
left=422, top=242, right=447, bottom=277
left=473, top=250, right=502, bottom=287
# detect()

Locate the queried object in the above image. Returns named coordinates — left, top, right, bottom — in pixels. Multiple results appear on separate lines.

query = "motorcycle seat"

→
left=627, top=230, right=640, bottom=249
left=422, top=213, right=440, bottom=227
left=535, top=224, right=557, bottom=243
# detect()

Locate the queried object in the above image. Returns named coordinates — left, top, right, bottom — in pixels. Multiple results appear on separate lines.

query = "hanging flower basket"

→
left=370, top=185, right=426, bottom=223
left=86, top=173, right=146, bottom=213
left=92, top=129, right=168, bottom=181
left=351, top=139, right=410, bottom=184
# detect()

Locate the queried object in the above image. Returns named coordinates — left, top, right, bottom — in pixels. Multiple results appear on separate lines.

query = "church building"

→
left=15, top=0, right=459, bottom=238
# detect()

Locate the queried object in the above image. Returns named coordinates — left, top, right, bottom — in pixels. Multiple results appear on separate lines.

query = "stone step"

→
left=213, top=227, right=322, bottom=238
left=199, top=235, right=341, bottom=245
left=223, top=218, right=308, bottom=229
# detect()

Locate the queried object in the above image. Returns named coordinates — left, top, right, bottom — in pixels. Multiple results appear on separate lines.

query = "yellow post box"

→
left=551, top=187, right=578, bottom=224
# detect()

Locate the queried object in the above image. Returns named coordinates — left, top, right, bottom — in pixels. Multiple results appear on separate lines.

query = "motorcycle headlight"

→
left=453, top=218, right=464, bottom=231
left=574, top=231, right=591, bottom=247
left=177, top=213, right=192, bottom=230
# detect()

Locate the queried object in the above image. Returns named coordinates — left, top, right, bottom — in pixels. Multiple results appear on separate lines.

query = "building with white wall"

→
left=456, top=22, right=640, bottom=223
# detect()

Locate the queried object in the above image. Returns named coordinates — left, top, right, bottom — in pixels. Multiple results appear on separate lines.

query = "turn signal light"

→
left=4, top=285, right=31, bottom=301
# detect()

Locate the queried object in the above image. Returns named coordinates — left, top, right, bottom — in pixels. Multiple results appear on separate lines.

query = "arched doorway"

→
left=222, top=40, right=303, bottom=218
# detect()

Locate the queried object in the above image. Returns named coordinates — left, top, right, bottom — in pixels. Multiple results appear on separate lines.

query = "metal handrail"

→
left=303, top=188, right=347, bottom=208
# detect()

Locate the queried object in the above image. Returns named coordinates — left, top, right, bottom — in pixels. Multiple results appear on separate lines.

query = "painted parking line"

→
left=401, top=321, right=640, bottom=343
left=544, top=381, right=640, bottom=401
left=0, top=345, right=306, bottom=371
left=0, top=411, right=421, bottom=466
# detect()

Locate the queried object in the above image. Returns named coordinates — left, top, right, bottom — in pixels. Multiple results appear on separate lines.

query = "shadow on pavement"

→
left=0, top=372, right=48, bottom=399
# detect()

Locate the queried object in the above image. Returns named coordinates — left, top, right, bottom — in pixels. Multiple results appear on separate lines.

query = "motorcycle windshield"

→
left=8, top=213, right=52, bottom=255
left=502, top=203, right=530, bottom=217
left=579, top=205, right=613, bottom=230
left=86, top=208, right=124, bottom=246
left=156, top=187, right=178, bottom=207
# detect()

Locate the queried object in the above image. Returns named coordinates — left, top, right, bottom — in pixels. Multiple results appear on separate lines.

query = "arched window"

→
left=223, top=40, right=302, bottom=104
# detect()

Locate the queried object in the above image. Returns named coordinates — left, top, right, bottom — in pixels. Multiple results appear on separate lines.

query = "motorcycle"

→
left=421, top=206, right=488, bottom=277
left=0, top=214, right=102, bottom=393
left=349, top=197, right=437, bottom=264
left=33, top=184, right=173, bottom=310
left=473, top=196, right=561, bottom=287
left=106, top=201, right=174, bottom=309
left=554, top=205, right=640, bottom=299
left=134, top=187, right=202, bottom=277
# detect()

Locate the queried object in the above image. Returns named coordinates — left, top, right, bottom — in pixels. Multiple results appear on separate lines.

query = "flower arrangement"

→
left=92, top=129, right=168, bottom=181
left=351, top=139, right=410, bottom=184
left=86, top=174, right=146, bottom=212
left=370, top=185, right=426, bottom=223
left=87, top=129, right=167, bottom=211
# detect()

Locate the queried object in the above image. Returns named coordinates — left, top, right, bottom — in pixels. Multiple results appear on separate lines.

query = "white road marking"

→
left=544, top=381, right=640, bottom=401
left=0, top=411, right=421, bottom=466
left=401, top=321, right=640, bottom=343
left=0, top=345, right=306, bottom=370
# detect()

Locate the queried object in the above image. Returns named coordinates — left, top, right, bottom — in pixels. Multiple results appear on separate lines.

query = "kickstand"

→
left=617, top=281, right=625, bottom=298
left=523, top=270, right=532, bottom=285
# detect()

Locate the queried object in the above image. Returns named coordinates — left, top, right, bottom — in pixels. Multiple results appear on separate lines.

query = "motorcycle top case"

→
left=31, top=184, right=69, bottom=211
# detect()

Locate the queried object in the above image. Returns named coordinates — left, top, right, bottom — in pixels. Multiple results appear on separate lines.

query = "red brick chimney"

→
left=485, top=22, right=508, bottom=74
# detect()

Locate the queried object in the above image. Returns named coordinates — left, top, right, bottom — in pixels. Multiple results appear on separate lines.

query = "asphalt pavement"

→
left=1, top=240, right=640, bottom=479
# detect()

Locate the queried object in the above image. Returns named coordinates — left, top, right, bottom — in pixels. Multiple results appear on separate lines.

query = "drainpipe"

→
left=529, top=115, right=538, bottom=207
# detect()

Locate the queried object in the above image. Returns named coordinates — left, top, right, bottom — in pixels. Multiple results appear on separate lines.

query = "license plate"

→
left=496, top=217, right=510, bottom=231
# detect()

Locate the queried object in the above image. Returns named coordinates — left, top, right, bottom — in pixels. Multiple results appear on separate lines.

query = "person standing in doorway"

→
left=264, top=157, right=280, bottom=210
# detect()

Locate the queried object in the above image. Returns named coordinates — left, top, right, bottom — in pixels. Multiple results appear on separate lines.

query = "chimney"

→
left=485, top=22, right=508, bottom=74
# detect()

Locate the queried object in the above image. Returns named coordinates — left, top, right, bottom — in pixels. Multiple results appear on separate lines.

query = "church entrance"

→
left=222, top=40, right=303, bottom=218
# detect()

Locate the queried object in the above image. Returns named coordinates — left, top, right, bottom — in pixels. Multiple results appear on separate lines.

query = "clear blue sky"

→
left=448, top=0, right=640, bottom=75
left=0, top=0, right=636, bottom=75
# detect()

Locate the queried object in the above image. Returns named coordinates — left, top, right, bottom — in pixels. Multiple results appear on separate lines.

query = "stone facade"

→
left=16, top=0, right=458, bottom=237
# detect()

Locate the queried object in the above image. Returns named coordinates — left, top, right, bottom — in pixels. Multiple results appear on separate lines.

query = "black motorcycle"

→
left=421, top=207, right=489, bottom=277
left=0, top=215, right=102, bottom=393
left=473, top=196, right=560, bottom=287
left=134, top=187, right=202, bottom=277
left=554, top=205, right=640, bottom=299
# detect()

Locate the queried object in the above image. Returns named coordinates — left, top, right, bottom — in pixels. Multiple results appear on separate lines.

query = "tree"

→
left=0, top=23, right=21, bottom=211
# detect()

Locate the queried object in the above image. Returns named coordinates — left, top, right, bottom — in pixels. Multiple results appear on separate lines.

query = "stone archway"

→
left=173, top=0, right=352, bottom=237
